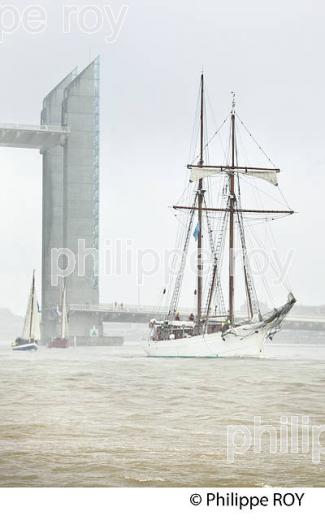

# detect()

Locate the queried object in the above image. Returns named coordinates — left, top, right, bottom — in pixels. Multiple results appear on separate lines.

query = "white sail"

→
left=190, top=166, right=225, bottom=182
left=21, top=271, right=41, bottom=341
left=60, top=283, right=69, bottom=339
left=189, top=166, right=279, bottom=185
left=21, top=287, right=33, bottom=340
left=243, top=168, right=278, bottom=186
left=31, top=298, right=41, bottom=341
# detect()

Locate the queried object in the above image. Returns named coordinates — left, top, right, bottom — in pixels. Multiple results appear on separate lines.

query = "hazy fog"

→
left=0, top=0, right=323, bottom=314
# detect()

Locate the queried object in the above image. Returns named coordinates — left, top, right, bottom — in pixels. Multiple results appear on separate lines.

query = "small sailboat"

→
left=48, top=281, right=69, bottom=348
left=12, top=270, right=40, bottom=351
left=146, top=75, right=296, bottom=358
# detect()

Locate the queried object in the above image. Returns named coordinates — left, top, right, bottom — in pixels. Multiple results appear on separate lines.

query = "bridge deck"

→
left=0, top=123, right=70, bottom=151
left=68, top=303, right=325, bottom=325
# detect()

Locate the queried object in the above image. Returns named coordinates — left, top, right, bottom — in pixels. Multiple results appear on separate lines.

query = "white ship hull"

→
left=146, top=325, right=267, bottom=358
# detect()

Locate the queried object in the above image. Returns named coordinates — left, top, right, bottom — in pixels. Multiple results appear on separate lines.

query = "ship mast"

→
left=172, top=84, right=293, bottom=330
left=197, top=74, right=204, bottom=325
left=228, top=94, right=236, bottom=324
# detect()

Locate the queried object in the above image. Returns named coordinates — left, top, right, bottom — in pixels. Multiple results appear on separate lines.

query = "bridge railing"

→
left=69, top=303, right=195, bottom=315
left=0, top=122, right=71, bottom=133
left=68, top=303, right=325, bottom=323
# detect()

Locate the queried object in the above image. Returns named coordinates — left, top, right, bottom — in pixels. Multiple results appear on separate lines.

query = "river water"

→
left=0, top=336, right=325, bottom=487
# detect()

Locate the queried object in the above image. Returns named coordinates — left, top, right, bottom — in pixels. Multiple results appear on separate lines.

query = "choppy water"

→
left=0, top=339, right=325, bottom=487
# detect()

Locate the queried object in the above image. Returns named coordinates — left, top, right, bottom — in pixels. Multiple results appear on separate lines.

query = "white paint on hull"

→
left=145, top=327, right=267, bottom=358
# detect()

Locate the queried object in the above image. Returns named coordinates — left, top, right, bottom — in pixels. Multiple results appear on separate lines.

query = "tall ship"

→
left=146, top=75, right=296, bottom=357
left=12, top=270, right=40, bottom=352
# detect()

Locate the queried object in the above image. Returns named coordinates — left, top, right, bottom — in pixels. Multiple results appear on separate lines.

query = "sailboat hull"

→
left=12, top=342, right=38, bottom=352
left=145, top=327, right=267, bottom=358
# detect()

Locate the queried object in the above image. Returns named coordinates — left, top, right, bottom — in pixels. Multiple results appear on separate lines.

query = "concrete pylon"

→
left=41, top=58, right=100, bottom=341
left=0, top=58, right=101, bottom=341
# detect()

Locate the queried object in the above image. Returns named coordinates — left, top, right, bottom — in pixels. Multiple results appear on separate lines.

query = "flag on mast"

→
left=193, top=222, right=200, bottom=241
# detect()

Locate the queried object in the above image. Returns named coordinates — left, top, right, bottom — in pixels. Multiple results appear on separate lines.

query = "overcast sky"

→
left=0, top=0, right=324, bottom=314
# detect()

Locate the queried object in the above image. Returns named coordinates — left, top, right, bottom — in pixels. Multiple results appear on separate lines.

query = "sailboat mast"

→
left=197, top=73, right=204, bottom=324
left=61, top=281, right=66, bottom=338
left=229, top=96, right=236, bottom=323
left=29, top=270, right=35, bottom=341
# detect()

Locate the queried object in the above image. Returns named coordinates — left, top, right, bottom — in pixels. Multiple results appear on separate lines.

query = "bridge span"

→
left=68, top=304, right=325, bottom=332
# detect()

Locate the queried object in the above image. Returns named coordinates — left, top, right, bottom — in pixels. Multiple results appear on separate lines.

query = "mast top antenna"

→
left=231, top=91, right=236, bottom=113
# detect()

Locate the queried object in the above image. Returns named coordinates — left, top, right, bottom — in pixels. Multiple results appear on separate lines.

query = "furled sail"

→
left=21, top=290, right=32, bottom=340
left=60, top=283, right=69, bottom=339
left=30, top=300, right=41, bottom=341
left=189, top=167, right=225, bottom=182
left=243, top=168, right=278, bottom=186
left=21, top=271, right=41, bottom=341
left=189, top=166, right=279, bottom=186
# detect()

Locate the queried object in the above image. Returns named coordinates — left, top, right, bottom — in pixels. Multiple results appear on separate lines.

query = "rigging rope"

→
left=236, top=111, right=278, bottom=168
left=192, top=112, right=230, bottom=164
left=167, top=195, right=197, bottom=318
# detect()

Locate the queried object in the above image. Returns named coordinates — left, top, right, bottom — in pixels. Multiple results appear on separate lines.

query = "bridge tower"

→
left=0, top=58, right=101, bottom=341
left=41, top=58, right=100, bottom=340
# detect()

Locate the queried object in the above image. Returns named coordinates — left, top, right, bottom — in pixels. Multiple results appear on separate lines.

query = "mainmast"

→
left=229, top=94, right=236, bottom=324
left=29, top=270, right=35, bottom=341
left=197, top=74, right=204, bottom=325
